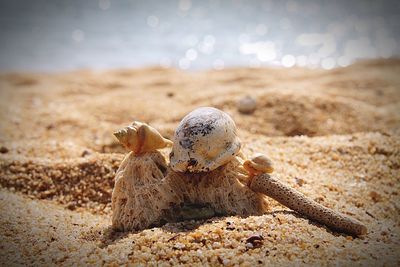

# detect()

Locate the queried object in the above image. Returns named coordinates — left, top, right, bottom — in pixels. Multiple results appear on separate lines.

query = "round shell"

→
left=170, top=107, right=241, bottom=173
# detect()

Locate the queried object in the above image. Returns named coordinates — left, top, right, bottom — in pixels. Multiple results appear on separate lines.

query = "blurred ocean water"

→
left=0, top=0, right=399, bottom=71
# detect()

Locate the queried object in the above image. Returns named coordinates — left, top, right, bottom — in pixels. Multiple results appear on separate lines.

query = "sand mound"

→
left=218, top=90, right=396, bottom=136
left=0, top=59, right=399, bottom=265
left=0, top=153, right=122, bottom=213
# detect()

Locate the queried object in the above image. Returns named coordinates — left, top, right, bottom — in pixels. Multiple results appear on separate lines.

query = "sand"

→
left=0, top=59, right=399, bottom=266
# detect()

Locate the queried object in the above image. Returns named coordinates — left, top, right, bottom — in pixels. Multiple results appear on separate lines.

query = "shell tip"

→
left=113, top=129, right=127, bottom=144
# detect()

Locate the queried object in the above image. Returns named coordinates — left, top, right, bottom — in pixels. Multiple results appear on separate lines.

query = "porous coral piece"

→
left=112, top=152, right=268, bottom=231
left=169, top=157, right=268, bottom=217
left=249, top=174, right=367, bottom=236
left=111, top=151, right=179, bottom=231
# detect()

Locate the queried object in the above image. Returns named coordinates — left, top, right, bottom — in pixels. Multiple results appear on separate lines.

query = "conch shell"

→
left=114, top=121, right=172, bottom=155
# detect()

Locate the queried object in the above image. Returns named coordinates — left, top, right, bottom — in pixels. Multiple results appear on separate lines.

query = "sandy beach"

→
left=0, top=59, right=399, bottom=266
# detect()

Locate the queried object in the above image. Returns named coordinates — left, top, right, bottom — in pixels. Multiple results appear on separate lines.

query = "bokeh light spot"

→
left=72, top=29, right=85, bottom=43
left=99, top=0, right=110, bottom=10
left=179, top=58, right=190, bottom=69
left=296, top=55, right=308, bottom=67
left=186, top=48, right=198, bottom=61
left=281, top=55, right=296, bottom=67
left=321, top=57, right=336, bottom=70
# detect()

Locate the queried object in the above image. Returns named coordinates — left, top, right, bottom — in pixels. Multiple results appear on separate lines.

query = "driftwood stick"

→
left=249, top=174, right=367, bottom=236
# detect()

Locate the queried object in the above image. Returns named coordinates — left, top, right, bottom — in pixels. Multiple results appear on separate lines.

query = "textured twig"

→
left=249, top=174, right=367, bottom=236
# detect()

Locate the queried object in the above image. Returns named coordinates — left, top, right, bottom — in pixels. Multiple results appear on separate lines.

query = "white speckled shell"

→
left=170, top=107, right=241, bottom=172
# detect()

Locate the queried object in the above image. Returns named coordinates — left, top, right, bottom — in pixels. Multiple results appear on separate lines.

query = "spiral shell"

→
left=114, top=121, right=172, bottom=155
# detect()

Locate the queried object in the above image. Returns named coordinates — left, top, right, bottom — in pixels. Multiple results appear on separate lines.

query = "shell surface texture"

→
left=170, top=107, right=241, bottom=173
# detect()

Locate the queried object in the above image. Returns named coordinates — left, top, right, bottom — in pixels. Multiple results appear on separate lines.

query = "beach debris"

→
left=112, top=107, right=367, bottom=236
left=244, top=155, right=367, bottom=236
left=170, top=107, right=241, bottom=172
left=112, top=110, right=266, bottom=230
left=237, top=95, right=257, bottom=114
left=113, top=121, right=172, bottom=155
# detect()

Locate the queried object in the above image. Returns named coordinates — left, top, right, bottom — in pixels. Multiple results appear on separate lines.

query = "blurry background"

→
left=0, top=0, right=399, bottom=71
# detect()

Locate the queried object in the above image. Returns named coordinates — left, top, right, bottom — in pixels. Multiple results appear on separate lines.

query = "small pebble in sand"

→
left=295, top=177, right=306, bottom=186
left=246, top=233, right=264, bottom=248
left=81, top=150, right=91, bottom=157
left=237, top=95, right=257, bottom=114
left=0, top=146, right=9, bottom=153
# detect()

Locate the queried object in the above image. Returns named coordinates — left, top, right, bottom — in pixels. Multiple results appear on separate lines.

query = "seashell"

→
left=237, top=95, right=257, bottom=114
left=243, top=154, right=274, bottom=176
left=170, top=107, right=241, bottom=172
left=114, top=121, right=172, bottom=155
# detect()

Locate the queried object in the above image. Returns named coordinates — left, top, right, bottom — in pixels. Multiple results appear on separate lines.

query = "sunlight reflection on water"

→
left=0, top=0, right=399, bottom=71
